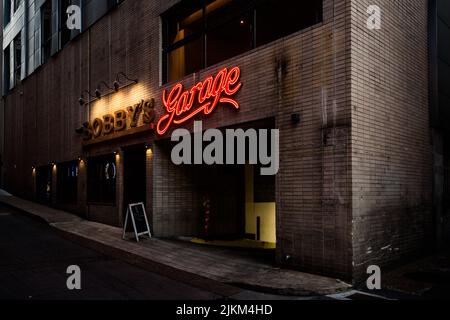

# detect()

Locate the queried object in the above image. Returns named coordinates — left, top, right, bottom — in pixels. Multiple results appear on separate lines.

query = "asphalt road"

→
left=2, top=203, right=438, bottom=301
left=0, top=205, right=221, bottom=300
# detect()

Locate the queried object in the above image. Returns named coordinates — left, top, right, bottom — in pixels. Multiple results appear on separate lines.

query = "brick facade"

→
left=1, top=0, right=434, bottom=282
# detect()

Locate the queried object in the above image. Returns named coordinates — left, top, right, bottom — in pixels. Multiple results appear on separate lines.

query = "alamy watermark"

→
left=366, top=265, right=381, bottom=290
left=171, top=121, right=279, bottom=176
left=66, top=5, right=81, bottom=31
left=367, top=5, right=382, bottom=30
left=66, top=265, right=81, bottom=290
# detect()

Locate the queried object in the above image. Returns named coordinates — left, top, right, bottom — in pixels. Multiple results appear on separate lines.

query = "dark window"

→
left=13, top=0, right=23, bottom=12
left=87, top=154, right=117, bottom=205
left=41, top=0, right=52, bottom=63
left=163, top=0, right=323, bottom=83
left=57, top=161, right=79, bottom=204
left=13, top=33, right=21, bottom=86
left=60, top=0, right=73, bottom=48
left=206, top=1, right=254, bottom=67
left=3, top=0, right=12, bottom=26
left=256, top=0, right=322, bottom=47
left=3, top=46, right=11, bottom=94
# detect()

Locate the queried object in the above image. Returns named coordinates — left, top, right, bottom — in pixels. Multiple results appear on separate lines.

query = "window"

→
left=163, top=0, right=323, bottom=83
left=256, top=0, right=323, bottom=47
left=13, top=0, right=23, bottom=12
left=87, top=154, right=117, bottom=205
left=41, top=0, right=52, bottom=63
left=3, top=0, right=12, bottom=26
left=60, top=0, right=73, bottom=48
left=3, top=46, right=11, bottom=94
left=57, top=161, right=79, bottom=204
left=13, top=33, right=21, bottom=86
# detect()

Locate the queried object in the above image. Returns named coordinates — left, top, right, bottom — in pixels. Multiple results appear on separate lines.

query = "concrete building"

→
left=0, top=0, right=448, bottom=282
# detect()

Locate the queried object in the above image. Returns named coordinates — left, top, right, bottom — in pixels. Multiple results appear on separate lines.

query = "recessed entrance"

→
left=36, top=165, right=52, bottom=205
left=123, top=145, right=147, bottom=218
left=158, top=118, right=277, bottom=250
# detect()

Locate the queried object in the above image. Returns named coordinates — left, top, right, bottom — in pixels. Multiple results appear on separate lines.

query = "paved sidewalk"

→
left=0, top=194, right=351, bottom=296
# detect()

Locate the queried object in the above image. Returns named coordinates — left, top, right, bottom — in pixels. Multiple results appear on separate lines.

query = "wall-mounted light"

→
left=77, top=73, right=138, bottom=106
left=291, top=113, right=301, bottom=125
left=95, top=81, right=114, bottom=99
left=114, top=72, right=138, bottom=92
left=113, top=81, right=120, bottom=91
left=79, top=90, right=96, bottom=106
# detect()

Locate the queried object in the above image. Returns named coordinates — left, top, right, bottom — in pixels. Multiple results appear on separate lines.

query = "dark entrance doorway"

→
left=123, top=145, right=147, bottom=221
left=36, top=165, right=52, bottom=205
left=196, top=164, right=246, bottom=239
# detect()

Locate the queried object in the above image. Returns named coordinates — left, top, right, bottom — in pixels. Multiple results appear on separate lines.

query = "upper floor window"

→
left=162, top=0, right=323, bottom=83
left=60, top=0, right=75, bottom=48
left=13, top=32, right=22, bottom=86
left=3, top=0, right=12, bottom=26
left=14, top=0, right=23, bottom=12
left=41, top=0, right=52, bottom=63
left=2, top=46, right=11, bottom=95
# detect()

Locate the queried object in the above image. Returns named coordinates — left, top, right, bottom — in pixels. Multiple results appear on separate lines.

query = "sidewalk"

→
left=0, top=193, right=351, bottom=297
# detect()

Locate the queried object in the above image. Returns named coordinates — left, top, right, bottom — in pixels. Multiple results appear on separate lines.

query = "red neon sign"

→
left=157, top=66, right=242, bottom=135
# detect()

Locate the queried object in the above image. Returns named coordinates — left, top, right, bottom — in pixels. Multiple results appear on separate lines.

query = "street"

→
left=0, top=205, right=221, bottom=300
left=2, top=202, right=449, bottom=301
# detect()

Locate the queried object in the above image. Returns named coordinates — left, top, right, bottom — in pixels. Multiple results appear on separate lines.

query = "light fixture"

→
left=291, top=113, right=301, bottom=125
left=79, top=90, right=96, bottom=106
left=114, top=72, right=138, bottom=91
left=113, top=80, right=120, bottom=91
left=95, top=81, right=114, bottom=99
left=77, top=73, right=138, bottom=106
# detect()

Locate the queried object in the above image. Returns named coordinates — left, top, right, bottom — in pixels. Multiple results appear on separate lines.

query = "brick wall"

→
left=349, top=0, right=433, bottom=280
left=1, top=0, right=435, bottom=281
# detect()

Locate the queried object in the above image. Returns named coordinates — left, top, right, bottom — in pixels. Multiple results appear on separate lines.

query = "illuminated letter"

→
left=92, top=118, right=103, bottom=138
left=103, top=114, right=114, bottom=134
left=224, top=66, right=242, bottom=95
left=128, top=101, right=143, bottom=127
left=143, top=99, right=155, bottom=124
left=198, top=76, right=213, bottom=104
left=114, top=110, right=127, bottom=131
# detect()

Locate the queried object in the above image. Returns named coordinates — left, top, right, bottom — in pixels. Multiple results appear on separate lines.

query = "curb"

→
left=1, top=197, right=351, bottom=297
left=0, top=198, right=241, bottom=298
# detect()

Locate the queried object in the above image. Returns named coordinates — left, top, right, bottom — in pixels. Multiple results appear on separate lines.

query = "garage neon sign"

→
left=157, top=66, right=242, bottom=135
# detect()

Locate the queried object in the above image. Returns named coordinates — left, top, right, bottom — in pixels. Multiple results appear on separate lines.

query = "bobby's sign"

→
left=76, top=99, right=155, bottom=142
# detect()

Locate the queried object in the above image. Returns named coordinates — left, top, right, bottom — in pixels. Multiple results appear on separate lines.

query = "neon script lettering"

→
left=157, top=66, right=242, bottom=135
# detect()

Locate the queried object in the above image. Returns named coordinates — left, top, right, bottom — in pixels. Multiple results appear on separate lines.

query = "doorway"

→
left=36, top=165, right=52, bottom=205
left=123, top=145, right=147, bottom=218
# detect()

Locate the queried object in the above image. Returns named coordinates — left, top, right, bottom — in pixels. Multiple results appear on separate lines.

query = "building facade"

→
left=1, top=0, right=448, bottom=282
